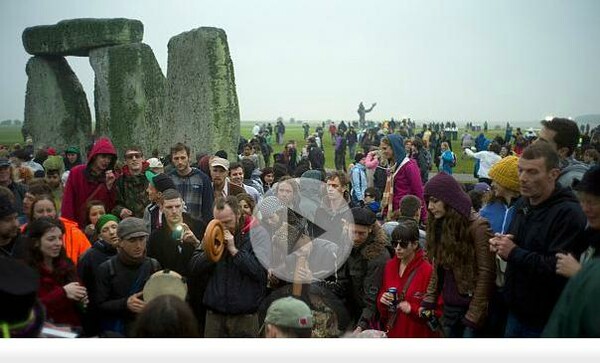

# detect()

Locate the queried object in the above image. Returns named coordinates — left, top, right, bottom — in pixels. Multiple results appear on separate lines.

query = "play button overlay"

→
left=250, top=177, right=354, bottom=285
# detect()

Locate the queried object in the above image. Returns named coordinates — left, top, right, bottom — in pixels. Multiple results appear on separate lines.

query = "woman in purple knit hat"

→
left=418, top=172, right=496, bottom=338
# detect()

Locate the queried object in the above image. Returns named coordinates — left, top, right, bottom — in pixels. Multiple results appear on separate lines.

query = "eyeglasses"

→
left=125, top=153, right=142, bottom=160
left=364, top=194, right=373, bottom=198
left=392, top=240, right=411, bottom=249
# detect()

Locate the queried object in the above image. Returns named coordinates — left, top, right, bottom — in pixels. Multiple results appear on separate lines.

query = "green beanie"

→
left=96, top=214, right=120, bottom=232
left=65, top=146, right=80, bottom=154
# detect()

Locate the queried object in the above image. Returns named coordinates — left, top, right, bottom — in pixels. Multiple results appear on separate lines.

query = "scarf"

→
left=117, top=247, right=147, bottom=267
left=382, top=156, right=410, bottom=221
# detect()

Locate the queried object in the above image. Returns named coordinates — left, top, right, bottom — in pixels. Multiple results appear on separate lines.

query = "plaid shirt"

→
left=169, top=167, right=214, bottom=221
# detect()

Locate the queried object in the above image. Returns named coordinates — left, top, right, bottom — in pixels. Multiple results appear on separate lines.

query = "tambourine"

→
left=204, top=219, right=225, bottom=262
left=143, top=269, right=188, bottom=303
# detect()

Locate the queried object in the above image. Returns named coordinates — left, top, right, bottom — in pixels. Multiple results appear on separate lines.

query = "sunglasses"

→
left=392, top=240, right=411, bottom=249
left=364, top=194, right=373, bottom=198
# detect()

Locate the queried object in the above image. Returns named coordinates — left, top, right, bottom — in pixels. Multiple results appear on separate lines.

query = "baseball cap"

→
left=264, top=297, right=313, bottom=329
left=210, top=157, right=230, bottom=171
left=117, top=217, right=149, bottom=240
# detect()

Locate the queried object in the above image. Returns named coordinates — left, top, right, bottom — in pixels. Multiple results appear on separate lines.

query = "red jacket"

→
left=61, top=137, right=117, bottom=229
left=376, top=250, right=441, bottom=338
left=37, top=260, right=82, bottom=328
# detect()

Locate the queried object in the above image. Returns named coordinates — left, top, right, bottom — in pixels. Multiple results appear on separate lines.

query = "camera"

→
left=419, top=309, right=440, bottom=332
left=171, top=225, right=183, bottom=242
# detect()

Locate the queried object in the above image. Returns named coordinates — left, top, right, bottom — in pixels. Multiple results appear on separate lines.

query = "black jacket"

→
left=94, top=255, right=161, bottom=336
left=189, top=225, right=269, bottom=315
left=147, top=213, right=206, bottom=278
left=504, top=185, right=587, bottom=328
left=78, top=240, right=117, bottom=305
left=147, top=214, right=208, bottom=322
left=0, top=233, right=28, bottom=259
left=331, top=226, right=391, bottom=330
left=308, top=145, right=325, bottom=170
left=77, top=239, right=117, bottom=336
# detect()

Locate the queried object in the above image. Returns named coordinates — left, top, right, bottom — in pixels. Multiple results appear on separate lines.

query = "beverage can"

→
left=387, top=287, right=398, bottom=312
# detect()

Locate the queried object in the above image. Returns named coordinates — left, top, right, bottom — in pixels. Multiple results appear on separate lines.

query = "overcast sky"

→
left=1, top=0, right=599, bottom=123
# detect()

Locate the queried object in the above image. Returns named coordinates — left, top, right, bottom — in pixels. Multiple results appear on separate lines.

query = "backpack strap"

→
left=150, top=258, right=160, bottom=273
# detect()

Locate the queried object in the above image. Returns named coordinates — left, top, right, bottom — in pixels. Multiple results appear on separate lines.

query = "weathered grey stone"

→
left=90, top=43, right=166, bottom=158
left=24, top=56, right=92, bottom=157
left=23, top=18, right=143, bottom=56
left=165, top=27, right=240, bottom=159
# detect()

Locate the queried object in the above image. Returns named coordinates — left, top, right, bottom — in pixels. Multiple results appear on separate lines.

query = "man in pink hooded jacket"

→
left=61, top=137, right=118, bottom=229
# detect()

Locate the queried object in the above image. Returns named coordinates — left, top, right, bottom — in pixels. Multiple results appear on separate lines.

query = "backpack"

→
left=449, top=152, right=457, bottom=167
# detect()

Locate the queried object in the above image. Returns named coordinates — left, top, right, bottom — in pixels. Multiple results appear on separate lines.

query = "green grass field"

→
left=240, top=122, right=505, bottom=174
left=0, top=126, right=23, bottom=147
left=1, top=124, right=505, bottom=174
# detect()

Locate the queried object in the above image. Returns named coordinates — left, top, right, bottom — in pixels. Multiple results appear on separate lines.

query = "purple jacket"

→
left=392, top=159, right=427, bottom=222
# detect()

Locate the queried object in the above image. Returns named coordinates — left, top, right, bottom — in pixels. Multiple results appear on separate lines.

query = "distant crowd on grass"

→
left=1, top=116, right=600, bottom=339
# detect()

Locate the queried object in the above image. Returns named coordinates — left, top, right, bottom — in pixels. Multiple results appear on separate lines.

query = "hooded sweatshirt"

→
left=61, top=138, right=117, bottom=229
left=504, top=185, right=588, bottom=328
left=385, top=134, right=427, bottom=222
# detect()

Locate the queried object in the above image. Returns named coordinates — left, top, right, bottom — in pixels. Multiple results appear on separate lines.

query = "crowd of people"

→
left=1, top=116, right=599, bottom=338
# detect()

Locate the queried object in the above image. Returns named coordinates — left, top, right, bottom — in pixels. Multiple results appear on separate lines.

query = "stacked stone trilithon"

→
left=22, top=18, right=240, bottom=161
left=22, top=18, right=145, bottom=159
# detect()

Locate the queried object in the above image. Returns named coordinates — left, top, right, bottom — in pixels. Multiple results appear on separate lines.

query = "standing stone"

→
left=24, top=56, right=92, bottom=158
left=165, top=27, right=240, bottom=159
left=90, top=43, right=166, bottom=157
left=23, top=18, right=144, bottom=56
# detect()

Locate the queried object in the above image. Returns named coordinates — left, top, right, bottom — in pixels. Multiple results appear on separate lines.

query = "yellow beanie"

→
left=489, top=155, right=520, bottom=192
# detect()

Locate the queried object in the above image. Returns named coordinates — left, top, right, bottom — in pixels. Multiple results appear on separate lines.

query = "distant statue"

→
left=357, top=102, right=376, bottom=126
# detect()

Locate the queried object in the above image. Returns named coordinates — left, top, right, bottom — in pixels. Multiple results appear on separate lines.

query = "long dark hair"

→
left=26, top=217, right=76, bottom=283
left=425, top=206, right=475, bottom=283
